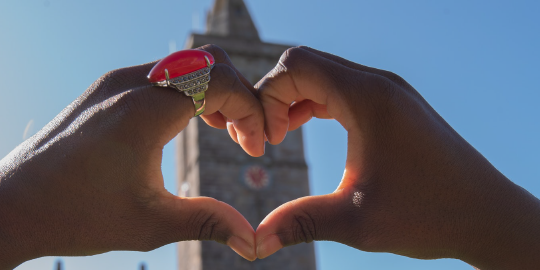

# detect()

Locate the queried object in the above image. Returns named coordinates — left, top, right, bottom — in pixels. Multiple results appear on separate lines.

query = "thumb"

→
left=255, top=189, right=353, bottom=259
left=157, top=194, right=256, bottom=261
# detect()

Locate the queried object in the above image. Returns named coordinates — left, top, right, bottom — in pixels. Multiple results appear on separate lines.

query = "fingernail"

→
left=236, top=132, right=241, bottom=144
left=228, top=236, right=256, bottom=261
left=257, top=234, right=282, bottom=259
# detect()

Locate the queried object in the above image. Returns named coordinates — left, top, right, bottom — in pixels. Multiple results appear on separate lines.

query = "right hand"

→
left=254, top=46, right=540, bottom=269
left=0, top=45, right=263, bottom=269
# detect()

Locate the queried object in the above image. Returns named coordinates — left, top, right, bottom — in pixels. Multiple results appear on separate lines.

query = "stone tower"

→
left=177, top=1, right=317, bottom=269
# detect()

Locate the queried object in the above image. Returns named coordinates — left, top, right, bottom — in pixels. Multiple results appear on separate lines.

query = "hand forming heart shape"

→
left=1, top=45, right=539, bottom=270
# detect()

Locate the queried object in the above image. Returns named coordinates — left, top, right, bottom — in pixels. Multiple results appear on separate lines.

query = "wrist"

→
left=0, top=182, right=33, bottom=269
left=0, top=155, right=47, bottom=268
left=455, top=172, right=540, bottom=269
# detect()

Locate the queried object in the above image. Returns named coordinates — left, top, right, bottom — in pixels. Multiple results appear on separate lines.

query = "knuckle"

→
left=200, top=44, right=227, bottom=62
left=244, top=97, right=262, bottom=116
left=362, top=74, right=400, bottom=106
left=363, top=72, right=390, bottom=90
left=88, top=68, right=133, bottom=100
left=187, top=203, right=228, bottom=244
left=264, top=46, right=306, bottom=83
left=100, top=68, right=130, bottom=89
left=382, top=70, right=403, bottom=82
left=296, top=45, right=312, bottom=51
left=381, top=70, right=409, bottom=88
left=214, top=64, right=242, bottom=91
left=290, top=211, right=318, bottom=244
left=197, top=213, right=219, bottom=240
left=280, top=46, right=305, bottom=67
left=214, top=63, right=236, bottom=78
left=228, top=75, right=243, bottom=94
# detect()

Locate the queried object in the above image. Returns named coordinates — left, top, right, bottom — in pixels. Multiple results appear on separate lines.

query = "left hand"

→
left=0, top=45, right=263, bottom=269
left=252, top=46, right=540, bottom=269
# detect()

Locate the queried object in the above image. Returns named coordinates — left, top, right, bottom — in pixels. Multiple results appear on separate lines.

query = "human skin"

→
left=254, top=46, right=540, bottom=269
left=0, top=45, right=262, bottom=269
left=2, top=44, right=539, bottom=270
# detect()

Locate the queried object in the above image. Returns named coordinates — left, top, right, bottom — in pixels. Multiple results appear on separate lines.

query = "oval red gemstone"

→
left=147, top=49, right=215, bottom=83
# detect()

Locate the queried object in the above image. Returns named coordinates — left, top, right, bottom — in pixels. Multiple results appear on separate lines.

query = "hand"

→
left=0, top=45, right=263, bottom=269
left=254, top=46, right=540, bottom=269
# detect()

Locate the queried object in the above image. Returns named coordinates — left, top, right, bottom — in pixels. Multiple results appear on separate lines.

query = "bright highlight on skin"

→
left=352, top=191, right=363, bottom=207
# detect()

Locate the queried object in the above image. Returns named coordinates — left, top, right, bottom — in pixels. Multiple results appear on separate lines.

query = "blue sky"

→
left=1, top=0, right=539, bottom=269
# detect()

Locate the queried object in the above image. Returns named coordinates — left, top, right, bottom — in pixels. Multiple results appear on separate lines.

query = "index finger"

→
left=198, top=44, right=257, bottom=130
left=113, top=48, right=265, bottom=156
left=202, top=62, right=265, bottom=156
left=256, top=47, right=359, bottom=145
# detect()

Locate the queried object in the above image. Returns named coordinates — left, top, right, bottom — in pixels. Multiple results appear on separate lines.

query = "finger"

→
left=199, top=44, right=257, bottom=95
left=202, top=63, right=265, bottom=156
left=227, top=120, right=240, bottom=144
left=109, top=64, right=264, bottom=156
left=201, top=112, right=227, bottom=129
left=98, top=47, right=263, bottom=154
left=288, top=100, right=332, bottom=131
left=255, top=190, right=353, bottom=259
left=157, top=194, right=256, bottom=261
left=256, top=47, right=360, bottom=145
left=198, top=45, right=256, bottom=147
left=123, top=62, right=264, bottom=155
left=298, top=46, right=412, bottom=89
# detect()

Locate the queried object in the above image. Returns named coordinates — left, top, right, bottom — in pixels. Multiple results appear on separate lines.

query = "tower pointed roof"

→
left=206, top=0, right=260, bottom=41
